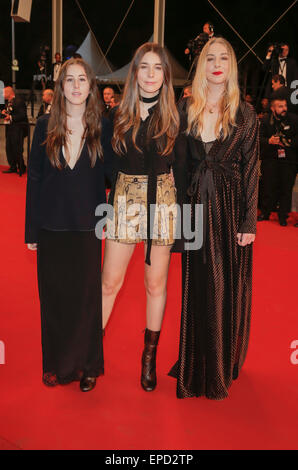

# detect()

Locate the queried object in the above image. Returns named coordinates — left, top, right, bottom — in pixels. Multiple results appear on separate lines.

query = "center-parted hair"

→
left=45, top=58, right=103, bottom=169
left=112, top=42, right=180, bottom=156
left=187, top=37, right=240, bottom=140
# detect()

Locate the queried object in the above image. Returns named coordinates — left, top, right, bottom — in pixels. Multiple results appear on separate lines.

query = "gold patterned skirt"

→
left=107, top=172, right=177, bottom=245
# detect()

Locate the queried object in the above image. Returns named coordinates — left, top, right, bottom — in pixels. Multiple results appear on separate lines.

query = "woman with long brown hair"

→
left=169, top=37, right=260, bottom=400
left=25, top=58, right=113, bottom=392
left=102, top=42, right=187, bottom=392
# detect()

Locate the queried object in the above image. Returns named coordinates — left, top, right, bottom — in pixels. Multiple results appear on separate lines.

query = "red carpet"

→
left=0, top=164, right=297, bottom=450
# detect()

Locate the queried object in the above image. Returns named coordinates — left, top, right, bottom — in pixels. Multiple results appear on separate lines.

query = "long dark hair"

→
left=112, top=42, right=179, bottom=156
left=45, top=57, right=103, bottom=168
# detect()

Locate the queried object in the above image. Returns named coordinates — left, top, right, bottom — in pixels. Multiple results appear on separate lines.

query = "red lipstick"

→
left=213, top=71, right=223, bottom=75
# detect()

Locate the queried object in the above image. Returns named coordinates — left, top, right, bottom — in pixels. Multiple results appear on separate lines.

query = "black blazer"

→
left=5, top=95, right=28, bottom=137
left=7, top=95, right=28, bottom=126
left=25, top=114, right=114, bottom=243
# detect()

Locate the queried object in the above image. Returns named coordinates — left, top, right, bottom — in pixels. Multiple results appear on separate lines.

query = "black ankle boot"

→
left=141, top=328, right=160, bottom=392
left=80, top=376, right=96, bottom=392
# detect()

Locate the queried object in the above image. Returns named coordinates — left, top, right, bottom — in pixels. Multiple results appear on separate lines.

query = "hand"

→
left=1, top=110, right=8, bottom=116
left=27, top=243, right=38, bottom=251
left=237, top=233, right=255, bottom=246
left=168, top=168, right=175, bottom=185
left=269, top=135, right=280, bottom=145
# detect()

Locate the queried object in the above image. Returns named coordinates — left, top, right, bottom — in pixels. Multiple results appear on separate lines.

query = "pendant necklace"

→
left=206, top=103, right=218, bottom=114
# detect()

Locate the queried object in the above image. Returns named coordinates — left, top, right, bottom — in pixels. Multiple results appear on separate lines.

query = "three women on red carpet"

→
left=25, top=58, right=114, bottom=392
left=102, top=42, right=187, bottom=392
left=25, top=38, right=259, bottom=400
left=169, top=37, right=260, bottom=400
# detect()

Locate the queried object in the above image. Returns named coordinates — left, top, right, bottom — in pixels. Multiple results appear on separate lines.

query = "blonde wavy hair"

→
left=187, top=37, right=240, bottom=140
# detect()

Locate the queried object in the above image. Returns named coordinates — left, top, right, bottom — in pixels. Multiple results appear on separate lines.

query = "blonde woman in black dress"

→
left=170, top=37, right=260, bottom=400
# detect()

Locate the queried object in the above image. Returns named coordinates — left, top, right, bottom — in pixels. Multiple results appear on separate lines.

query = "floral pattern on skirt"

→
left=107, top=172, right=177, bottom=245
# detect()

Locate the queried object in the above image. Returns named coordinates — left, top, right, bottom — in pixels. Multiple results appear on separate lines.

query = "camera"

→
left=276, top=121, right=292, bottom=147
left=188, top=32, right=209, bottom=57
left=269, top=43, right=283, bottom=59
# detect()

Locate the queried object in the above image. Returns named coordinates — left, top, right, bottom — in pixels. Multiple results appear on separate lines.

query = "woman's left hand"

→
left=237, top=233, right=255, bottom=246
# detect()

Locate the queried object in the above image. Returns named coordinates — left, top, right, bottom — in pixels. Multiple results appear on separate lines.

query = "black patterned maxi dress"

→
left=169, top=102, right=260, bottom=400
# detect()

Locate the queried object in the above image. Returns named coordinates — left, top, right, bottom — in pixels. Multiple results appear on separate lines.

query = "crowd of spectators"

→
left=241, top=42, right=298, bottom=228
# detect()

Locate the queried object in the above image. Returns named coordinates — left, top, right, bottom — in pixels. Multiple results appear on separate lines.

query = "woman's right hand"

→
left=27, top=243, right=38, bottom=251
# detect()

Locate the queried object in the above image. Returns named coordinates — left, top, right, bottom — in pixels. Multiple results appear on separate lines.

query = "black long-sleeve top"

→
left=108, top=106, right=188, bottom=264
left=112, top=105, right=179, bottom=174
left=25, top=114, right=114, bottom=244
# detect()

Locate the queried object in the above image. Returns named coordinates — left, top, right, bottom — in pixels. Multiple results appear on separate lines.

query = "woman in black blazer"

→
left=25, top=58, right=113, bottom=392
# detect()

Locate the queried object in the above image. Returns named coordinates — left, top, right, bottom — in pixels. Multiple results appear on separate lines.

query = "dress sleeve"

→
left=238, top=105, right=260, bottom=234
left=171, top=112, right=190, bottom=253
left=25, top=117, right=47, bottom=243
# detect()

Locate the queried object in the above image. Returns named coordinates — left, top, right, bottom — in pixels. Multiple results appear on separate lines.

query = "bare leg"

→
left=141, top=244, right=172, bottom=391
left=102, top=240, right=135, bottom=329
left=144, top=244, right=172, bottom=331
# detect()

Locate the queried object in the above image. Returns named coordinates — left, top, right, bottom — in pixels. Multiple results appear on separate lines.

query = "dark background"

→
left=0, top=0, right=297, bottom=92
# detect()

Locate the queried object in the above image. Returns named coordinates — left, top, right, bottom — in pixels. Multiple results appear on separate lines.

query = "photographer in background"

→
left=258, top=97, right=298, bottom=226
left=184, top=22, right=214, bottom=79
left=184, top=22, right=214, bottom=62
left=263, top=42, right=298, bottom=98
left=1, top=86, right=28, bottom=177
